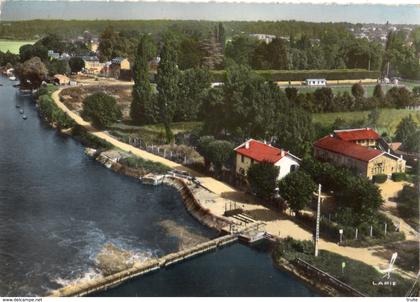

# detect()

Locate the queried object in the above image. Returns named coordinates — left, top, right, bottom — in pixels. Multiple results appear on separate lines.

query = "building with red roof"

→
left=234, top=139, right=301, bottom=180
left=314, top=131, right=405, bottom=179
left=334, top=128, right=380, bottom=148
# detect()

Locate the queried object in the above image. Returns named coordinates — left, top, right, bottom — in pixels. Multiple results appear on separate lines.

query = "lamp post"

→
left=314, top=184, right=321, bottom=257
left=339, top=229, right=343, bottom=244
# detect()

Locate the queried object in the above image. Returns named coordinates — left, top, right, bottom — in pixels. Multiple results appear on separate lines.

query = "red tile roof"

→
left=334, top=128, right=380, bottom=141
left=235, top=139, right=287, bottom=164
left=314, top=136, right=383, bottom=162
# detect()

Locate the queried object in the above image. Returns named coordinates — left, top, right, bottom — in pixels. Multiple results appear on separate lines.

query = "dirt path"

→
left=51, top=87, right=417, bottom=280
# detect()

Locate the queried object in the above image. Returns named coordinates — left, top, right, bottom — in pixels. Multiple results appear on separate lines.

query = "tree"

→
left=200, top=30, right=224, bottom=69
left=386, top=87, right=413, bottom=108
left=247, top=161, right=280, bottom=201
left=397, top=184, right=419, bottom=220
left=351, top=83, right=365, bottom=100
left=15, top=57, right=48, bottom=89
left=178, top=36, right=204, bottom=70
left=225, top=35, right=257, bottom=67
left=156, top=32, right=181, bottom=143
left=373, top=84, right=385, bottom=100
left=175, top=67, right=210, bottom=122
left=196, top=136, right=233, bottom=172
left=36, top=33, right=66, bottom=53
left=314, top=87, right=335, bottom=112
left=82, top=92, right=122, bottom=128
left=285, top=87, right=298, bottom=102
left=19, top=44, right=48, bottom=62
left=266, top=38, right=288, bottom=69
left=130, top=35, right=156, bottom=125
left=278, top=170, right=316, bottom=214
left=395, top=115, right=418, bottom=146
left=367, top=108, right=380, bottom=129
left=68, top=57, right=85, bottom=73
left=47, top=59, right=69, bottom=76
left=98, top=26, right=118, bottom=62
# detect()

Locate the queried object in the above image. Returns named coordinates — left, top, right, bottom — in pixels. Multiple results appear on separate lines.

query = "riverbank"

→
left=44, top=84, right=416, bottom=296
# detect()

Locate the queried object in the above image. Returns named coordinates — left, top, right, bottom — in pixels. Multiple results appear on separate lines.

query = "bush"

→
left=82, top=92, right=122, bottom=129
left=119, top=156, right=170, bottom=174
left=71, top=125, right=113, bottom=150
left=391, top=172, right=406, bottom=182
left=38, top=94, right=74, bottom=129
left=372, top=174, right=387, bottom=183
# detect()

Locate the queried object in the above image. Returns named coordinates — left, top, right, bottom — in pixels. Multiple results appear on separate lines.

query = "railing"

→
left=294, top=258, right=366, bottom=297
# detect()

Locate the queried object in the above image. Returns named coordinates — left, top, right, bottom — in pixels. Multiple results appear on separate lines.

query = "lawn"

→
left=0, top=39, right=35, bottom=54
left=313, top=108, right=420, bottom=135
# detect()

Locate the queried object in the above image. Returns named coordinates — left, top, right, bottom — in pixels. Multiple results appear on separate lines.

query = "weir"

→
left=48, top=176, right=264, bottom=297
left=49, top=234, right=239, bottom=297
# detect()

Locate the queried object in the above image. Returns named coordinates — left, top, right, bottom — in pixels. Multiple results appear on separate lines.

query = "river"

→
left=0, top=76, right=316, bottom=297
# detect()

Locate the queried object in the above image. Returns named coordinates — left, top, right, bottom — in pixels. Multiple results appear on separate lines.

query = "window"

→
left=241, top=155, right=244, bottom=163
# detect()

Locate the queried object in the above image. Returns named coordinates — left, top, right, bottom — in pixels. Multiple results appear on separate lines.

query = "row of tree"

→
left=285, top=83, right=419, bottom=114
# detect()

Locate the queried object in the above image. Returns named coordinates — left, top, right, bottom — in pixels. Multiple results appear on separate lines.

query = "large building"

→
left=314, top=128, right=405, bottom=179
left=234, top=139, right=301, bottom=180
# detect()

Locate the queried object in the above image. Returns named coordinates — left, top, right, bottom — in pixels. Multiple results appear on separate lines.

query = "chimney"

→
left=245, top=141, right=250, bottom=149
left=280, top=150, right=285, bottom=157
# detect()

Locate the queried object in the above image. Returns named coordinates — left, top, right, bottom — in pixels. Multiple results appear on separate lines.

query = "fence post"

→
left=355, top=228, right=358, bottom=240
left=370, top=225, right=373, bottom=237
left=384, top=223, right=387, bottom=235
left=184, top=155, right=187, bottom=164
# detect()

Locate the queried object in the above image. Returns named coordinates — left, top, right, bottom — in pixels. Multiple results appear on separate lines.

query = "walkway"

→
left=51, top=87, right=417, bottom=280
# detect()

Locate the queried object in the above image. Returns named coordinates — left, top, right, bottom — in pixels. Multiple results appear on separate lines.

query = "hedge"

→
left=372, top=174, right=387, bottom=184
left=37, top=94, right=74, bottom=129
left=119, top=156, right=170, bottom=175
left=209, top=69, right=380, bottom=82
left=391, top=172, right=406, bottom=182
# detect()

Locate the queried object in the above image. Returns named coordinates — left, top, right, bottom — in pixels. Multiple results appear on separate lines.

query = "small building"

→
left=109, top=57, right=131, bottom=80
left=305, top=79, right=326, bottom=86
left=82, top=56, right=104, bottom=75
left=53, top=74, right=70, bottom=86
left=314, top=130, right=406, bottom=179
left=234, top=139, right=301, bottom=180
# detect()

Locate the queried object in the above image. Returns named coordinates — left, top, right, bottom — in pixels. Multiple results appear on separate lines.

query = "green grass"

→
left=0, top=39, right=35, bottom=54
left=274, top=238, right=412, bottom=297
left=313, top=109, right=420, bottom=135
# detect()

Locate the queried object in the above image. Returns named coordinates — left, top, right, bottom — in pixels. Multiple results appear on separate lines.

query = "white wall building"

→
left=234, top=139, right=301, bottom=181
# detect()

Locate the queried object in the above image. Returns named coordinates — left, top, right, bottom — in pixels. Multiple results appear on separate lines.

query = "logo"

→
left=372, top=252, right=398, bottom=287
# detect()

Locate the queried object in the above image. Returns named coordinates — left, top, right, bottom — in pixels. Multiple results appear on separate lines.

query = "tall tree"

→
left=266, top=38, right=288, bottom=69
left=156, top=33, right=180, bottom=143
left=247, top=161, right=280, bottom=201
left=395, top=115, right=418, bottom=146
left=130, top=35, right=156, bottom=125
left=200, top=30, right=224, bottom=69
left=278, top=170, right=316, bottom=215
left=15, top=57, right=48, bottom=89
left=351, top=83, right=365, bottom=100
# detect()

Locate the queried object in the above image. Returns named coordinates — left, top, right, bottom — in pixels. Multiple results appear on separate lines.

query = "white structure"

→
left=305, top=79, right=327, bottom=86
left=234, top=139, right=301, bottom=180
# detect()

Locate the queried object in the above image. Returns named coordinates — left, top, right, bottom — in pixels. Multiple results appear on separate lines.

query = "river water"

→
left=0, top=76, right=316, bottom=297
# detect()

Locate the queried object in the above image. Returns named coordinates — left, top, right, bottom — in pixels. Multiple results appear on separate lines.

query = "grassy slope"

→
left=313, top=109, right=420, bottom=135
left=0, top=39, right=35, bottom=54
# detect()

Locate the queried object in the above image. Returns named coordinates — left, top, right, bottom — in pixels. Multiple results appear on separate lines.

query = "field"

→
left=313, top=108, right=420, bottom=135
left=0, top=39, right=35, bottom=54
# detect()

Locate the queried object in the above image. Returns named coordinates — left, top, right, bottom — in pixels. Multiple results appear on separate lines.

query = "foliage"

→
left=394, top=115, right=418, bottom=149
left=130, top=35, right=157, bottom=125
left=396, top=184, right=419, bottom=222
left=15, top=57, right=48, bottom=89
left=247, top=161, right=280, bottom=201
left=47, top=59, right=69, bottom=76
left=19, top=43, right=48, bottom=62
left=196, top=136, right=233, bottom=172
left=156, top=32, right=181, bottom=143
left=71, top=124, right=113, bottom=150
left=0, top=50, right=20, bottom=66
left=82, top=92, right=122, bottom=129
left=38, top=94, right=74, bottom=129
left=351, top=83, right=364, bottom=100
left=273, top=237, right=412, bottom=297
left=119, top=156, right=170, bottom=174
left=391, top=172, right=406, bottom=182
left=372, top=174, right=387, bottom=184
left=278, top=170, right=316, bottom=214
left=68, top=57, right=85, bottom=73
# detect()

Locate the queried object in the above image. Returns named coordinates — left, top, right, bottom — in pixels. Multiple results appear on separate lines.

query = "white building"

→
left=305, top=78, right=327, bottom=86
left=234, top=139, right=301, bottom=180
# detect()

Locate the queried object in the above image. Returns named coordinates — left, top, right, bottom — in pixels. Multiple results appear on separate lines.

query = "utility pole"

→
left=314, top=184, right=321, bottom=257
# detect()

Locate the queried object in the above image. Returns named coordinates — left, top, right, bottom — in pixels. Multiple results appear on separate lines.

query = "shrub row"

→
left=119, top=156, right=170, bottom=175
left=71, top=124, right=113, bottom=150
left=37, top=94, right=75, bottom=129
left=209, top=69, right=380, bottom=82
